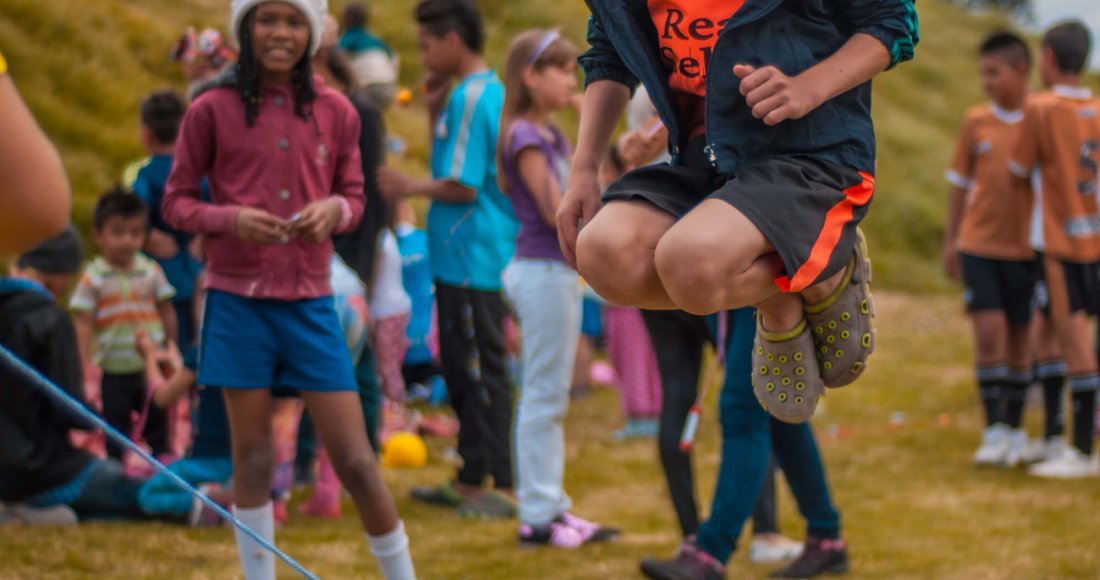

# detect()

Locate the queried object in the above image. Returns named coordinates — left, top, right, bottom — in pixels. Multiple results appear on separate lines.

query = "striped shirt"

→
left=70, top=255, right=175, bottom=374
left=427, top=69, right=517, bottom=291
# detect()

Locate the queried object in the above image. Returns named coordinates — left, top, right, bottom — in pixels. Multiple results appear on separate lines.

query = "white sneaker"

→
left=1028, top=447, right=1100, bottom=479
left=1006, top=429, right=1051, bottom=466
left=974, top=424, right=1011, bottom=466
left=749, top=534, right=804, bottom=563
left=0, top=503, right=77, bottom=526
left=1037, top=437, right=1072, bottom=462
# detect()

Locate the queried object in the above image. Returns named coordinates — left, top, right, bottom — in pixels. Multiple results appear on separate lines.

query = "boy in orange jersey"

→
left=1009, top=20, right=1100, bottom=479
left=944, top=32, right=1046, bottom=468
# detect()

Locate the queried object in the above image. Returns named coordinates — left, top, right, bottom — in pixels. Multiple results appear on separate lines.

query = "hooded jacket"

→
left=0, top=279, right=95, bottom=502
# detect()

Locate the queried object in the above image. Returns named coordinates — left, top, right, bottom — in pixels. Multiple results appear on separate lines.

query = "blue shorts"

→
left=199, top=290, right=357, bottom=392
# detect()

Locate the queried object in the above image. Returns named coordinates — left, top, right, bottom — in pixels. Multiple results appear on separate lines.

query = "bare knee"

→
left=655, top=232, right=752, bottom=315
left=1006, top=327, right=1032, bottom=369
left=971, top=313, right=1007, bottom=365
left=973, top=334, right=1005, bottom=365
left=233, top=445, right=273, bottom=497
left=331, top=451, right=383, bottom=497
left=577, top=223, right=656, bottom=303
left=656, top=252, right=723, bottom=315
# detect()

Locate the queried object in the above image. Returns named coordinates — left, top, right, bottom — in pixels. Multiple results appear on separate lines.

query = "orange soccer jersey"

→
left=948, top=102, right=1035, bottom=260
left=1010, top=86, right=1100, bottom=263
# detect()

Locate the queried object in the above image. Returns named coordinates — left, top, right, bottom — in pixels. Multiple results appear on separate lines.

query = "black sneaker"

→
left=769, top=537, right=849, bottom=578
left=640, top=540, right=725, bottom=580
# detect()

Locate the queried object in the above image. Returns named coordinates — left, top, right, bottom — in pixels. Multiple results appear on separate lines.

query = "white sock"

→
left=232, top=503, right=276, bottom=580
left=367, top=520, right=416, bottom=580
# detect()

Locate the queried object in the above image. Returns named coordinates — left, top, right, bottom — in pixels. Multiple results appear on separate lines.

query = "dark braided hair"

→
left=234, top=7, right=317, bottom=127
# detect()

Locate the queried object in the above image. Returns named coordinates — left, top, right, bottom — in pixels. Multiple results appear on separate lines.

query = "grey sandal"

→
left=804, top=228, right=876, bottom=388
left=752, top=318, right=825, bottom=424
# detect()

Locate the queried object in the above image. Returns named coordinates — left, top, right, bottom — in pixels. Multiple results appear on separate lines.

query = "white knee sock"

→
left=232, top=503, right=276, bottom=580
left=367, top=520, right=416, bottom=580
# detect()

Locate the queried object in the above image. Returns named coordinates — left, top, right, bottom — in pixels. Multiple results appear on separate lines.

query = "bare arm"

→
left=556, top=80, right=632, bottom=268
left=158, top=300, right=178, bottom=350
left=942, top=185, right=967, bottom=283
left=152, top=368, right=197, bottom=409
left=73, top=311, right=94, bottom=367
left=377, top=168, right=477, bottom=203
left=515, top=148, right=563, bottom=228
left=0, top=71, right=71, bottom=255
left=736, top=34, right=892, bottom=126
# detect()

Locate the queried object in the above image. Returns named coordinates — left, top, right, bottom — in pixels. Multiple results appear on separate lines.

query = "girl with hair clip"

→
left=499, top=29, right=620, bottom=548
left=162, top=1, right=414, bottom=578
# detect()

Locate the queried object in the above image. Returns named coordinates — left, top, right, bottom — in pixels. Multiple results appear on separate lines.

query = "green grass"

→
left=1, top=0, right=1028, bottom=290
left=3, top=291, right=1100, bottom=578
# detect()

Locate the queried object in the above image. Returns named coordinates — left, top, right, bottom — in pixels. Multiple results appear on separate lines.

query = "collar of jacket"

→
left=0, top=277, right=52, bottom=300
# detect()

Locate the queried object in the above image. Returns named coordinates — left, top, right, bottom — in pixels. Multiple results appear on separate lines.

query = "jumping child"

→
left=559, top=0, right=919, bottom=423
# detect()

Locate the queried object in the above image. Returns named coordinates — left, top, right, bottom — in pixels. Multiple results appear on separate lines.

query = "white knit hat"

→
left=230, top=0, right=328, bottom=57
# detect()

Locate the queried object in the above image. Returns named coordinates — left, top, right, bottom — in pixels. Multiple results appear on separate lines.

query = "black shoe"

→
left=769, top=537, right=849, bottom=578
left=640, top=540, right=725, bottom=580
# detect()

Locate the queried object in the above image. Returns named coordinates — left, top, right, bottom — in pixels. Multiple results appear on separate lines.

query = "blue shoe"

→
left=613, top=418, right=659, bottom=441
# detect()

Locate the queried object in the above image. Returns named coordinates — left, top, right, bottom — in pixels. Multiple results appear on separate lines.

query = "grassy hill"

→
left=1, top=0, right=1019, bottom=291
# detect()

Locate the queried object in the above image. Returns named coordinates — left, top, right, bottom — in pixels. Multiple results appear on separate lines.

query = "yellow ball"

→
left=382, top=432, right=428, bottom=468
left=396, top=88, right=414, bottom=106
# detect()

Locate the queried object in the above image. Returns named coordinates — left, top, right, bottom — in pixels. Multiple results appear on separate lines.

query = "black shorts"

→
left=960, top=253, right=1038, bottom=325
left=1034, top=254, right=1100, bottom=318
left=603, top=141, right=871, bottom=293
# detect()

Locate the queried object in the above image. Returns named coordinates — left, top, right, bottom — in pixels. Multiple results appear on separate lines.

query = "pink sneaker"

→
left=272, top=500, right=288, bottom=525
left=519, top=519, right=587, bottom=548
left=560, top=512, right=620, bottom=543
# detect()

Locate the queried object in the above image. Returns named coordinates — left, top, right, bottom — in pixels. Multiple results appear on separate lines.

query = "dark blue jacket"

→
left=579, top=0, right=919, bottom=174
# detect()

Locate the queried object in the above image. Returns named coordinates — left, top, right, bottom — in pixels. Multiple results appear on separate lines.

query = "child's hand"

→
left=422, top=73, right=452, bottom=116
left=618, top=122, right=667, bottom=168
left=188, top=235, right=204, bottom=261
left=942, top=246, right=962, bottom=283
left=158, top=340, right=184, bottom=375
left=145, top=228, right=180, bottom=259
left=134, top=329, right=157, bottom=359
left=557, top=168, right=602, bottom=269
left=236, top=208, right=289, bottom=244
left=291, top=198, right=342, bottom=243
left=734, top=64, right=821, bottom=126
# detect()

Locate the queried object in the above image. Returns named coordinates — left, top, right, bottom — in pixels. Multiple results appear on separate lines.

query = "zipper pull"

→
left=704, top=144, right=718, bottom=164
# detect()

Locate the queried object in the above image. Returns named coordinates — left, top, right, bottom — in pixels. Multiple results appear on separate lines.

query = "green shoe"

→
left=458, top=490, right=518, bottom=520
left=752, top=317, right=824, bottom=424
left=410, top=481, right=464, bottom=508
left=804, top=228, right=876, bottom=388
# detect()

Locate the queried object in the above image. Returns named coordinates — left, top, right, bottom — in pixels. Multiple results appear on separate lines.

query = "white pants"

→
left=504, top=259, right=581, bottom=525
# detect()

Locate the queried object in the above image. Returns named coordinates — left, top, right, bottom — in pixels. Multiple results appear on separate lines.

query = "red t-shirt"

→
left=649, top=0, right=746, bottom=138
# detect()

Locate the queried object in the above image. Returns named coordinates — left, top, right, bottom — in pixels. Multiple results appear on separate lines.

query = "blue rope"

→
left=0, top=343, right=319, bottom=580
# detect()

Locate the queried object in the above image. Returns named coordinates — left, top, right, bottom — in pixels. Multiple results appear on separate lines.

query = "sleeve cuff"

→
left=859, top=26, right=915, bottom=69
left=582, top=66, right=639, bottom=93
left=200, top=205, right=242, bottom=234
left=333, top=195, right=354, bottom=232
left=945, top=170, right=971, bottom=190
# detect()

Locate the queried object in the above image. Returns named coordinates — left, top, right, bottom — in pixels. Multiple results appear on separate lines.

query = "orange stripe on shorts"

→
left=775, top=171, right=875, bottom=293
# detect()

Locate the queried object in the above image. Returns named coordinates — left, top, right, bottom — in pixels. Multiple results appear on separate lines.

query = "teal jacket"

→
left=579, top=0, right=919, bottom=173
